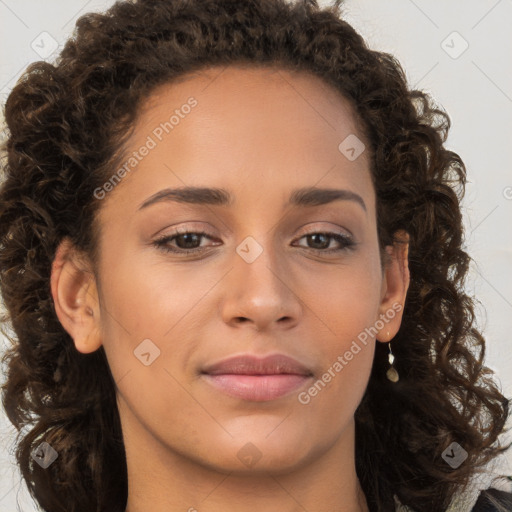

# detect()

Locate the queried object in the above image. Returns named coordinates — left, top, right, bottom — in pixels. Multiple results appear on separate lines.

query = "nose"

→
left=220, top=240, right=302, bottom=332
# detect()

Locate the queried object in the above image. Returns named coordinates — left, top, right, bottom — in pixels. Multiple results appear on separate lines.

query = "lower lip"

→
left=202, top=374, right=312, bottom=401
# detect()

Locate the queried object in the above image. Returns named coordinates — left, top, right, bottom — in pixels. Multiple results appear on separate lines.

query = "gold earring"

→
left=386, top=332, right=399, bottom=383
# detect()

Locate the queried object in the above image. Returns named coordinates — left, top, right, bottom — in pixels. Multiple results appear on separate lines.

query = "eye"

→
left=293, top=231, right=356, bottom=254
left=152, top=229, right=218, bottom=254
left=152, top=228, right=356, bottom=256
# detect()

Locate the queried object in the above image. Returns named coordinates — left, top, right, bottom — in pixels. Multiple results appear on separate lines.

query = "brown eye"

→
left=294, top=232, right=356, bottom=253
left=173, top=233, right=203, bottom=250
left=153, top=230, right=217, bottom=254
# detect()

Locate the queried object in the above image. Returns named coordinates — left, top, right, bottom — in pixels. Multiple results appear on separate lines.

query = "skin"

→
left=51, top=65, right=410, bottom=512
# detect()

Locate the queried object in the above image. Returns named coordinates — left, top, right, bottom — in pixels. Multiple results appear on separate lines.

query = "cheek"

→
left=294, top=258, right=381, bottom=404
left=295, top=341, right=374, bottom=449
left=98, top=241, right=383, bottom=363
left=98, top=248, right=213, bottom=336
left=96, top=251, right=226, bottom=398
left=295, top=264, right=380, bottom=416
left=98, top=233, right=382, bottom=360
left=300, top=257, right=383, bottom=343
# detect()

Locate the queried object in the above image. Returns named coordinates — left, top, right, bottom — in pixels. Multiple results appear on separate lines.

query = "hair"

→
left=0, top=0, right=510, bottom=511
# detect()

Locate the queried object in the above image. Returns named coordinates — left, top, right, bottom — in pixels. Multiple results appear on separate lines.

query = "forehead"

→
left=99, top=64, right=374, bottom=218
left=138, top=64, right=364, bottom=139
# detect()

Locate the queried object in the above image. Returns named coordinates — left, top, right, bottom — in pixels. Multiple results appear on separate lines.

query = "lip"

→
left=201, top=354, right=314, bottom=402
left=202, top=354, right=313, bottom=376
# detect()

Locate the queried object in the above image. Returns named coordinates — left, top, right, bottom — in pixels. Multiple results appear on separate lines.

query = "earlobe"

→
left=50, top=238, right=102, bottom=354
left=376, top=229, right=410, bottom=342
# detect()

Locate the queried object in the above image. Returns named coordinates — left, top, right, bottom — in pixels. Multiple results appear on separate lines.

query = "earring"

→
left=386, top=332, right=399, bottom=383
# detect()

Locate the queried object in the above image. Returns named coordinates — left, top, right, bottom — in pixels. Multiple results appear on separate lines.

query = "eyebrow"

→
left=138, top=186, right=366, bottom=212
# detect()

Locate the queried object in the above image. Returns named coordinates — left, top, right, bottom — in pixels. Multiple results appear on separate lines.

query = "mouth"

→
left=200, top=353, right=314, bottom=402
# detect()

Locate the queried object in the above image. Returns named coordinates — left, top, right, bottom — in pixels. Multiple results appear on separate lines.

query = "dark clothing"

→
left=471, top=488, right=512, bottom=511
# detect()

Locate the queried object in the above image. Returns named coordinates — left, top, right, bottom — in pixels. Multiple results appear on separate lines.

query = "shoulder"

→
left=471, top=487, right=512, bottom=512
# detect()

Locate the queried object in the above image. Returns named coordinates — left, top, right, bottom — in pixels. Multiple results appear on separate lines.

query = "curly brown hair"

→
left=0, top=1, right=510, bottom=511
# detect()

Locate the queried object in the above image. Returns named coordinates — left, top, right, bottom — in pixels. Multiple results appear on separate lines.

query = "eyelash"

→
left=152, top=228, right=356, bottom=256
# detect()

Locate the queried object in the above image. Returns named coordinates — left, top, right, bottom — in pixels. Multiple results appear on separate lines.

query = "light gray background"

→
left=1, top=1, right=511, bottom=511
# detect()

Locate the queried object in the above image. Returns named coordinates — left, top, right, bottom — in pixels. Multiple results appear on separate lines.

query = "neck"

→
left=121, top=405, right=369, bottom=512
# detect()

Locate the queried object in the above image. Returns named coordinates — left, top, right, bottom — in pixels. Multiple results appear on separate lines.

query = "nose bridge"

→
left=220, top=231, right=301, bottom=329
left=235, top=232, right=286, bottom=301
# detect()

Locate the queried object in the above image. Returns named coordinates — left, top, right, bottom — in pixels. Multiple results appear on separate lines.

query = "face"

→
left=52, top=65, right=409, bottom=476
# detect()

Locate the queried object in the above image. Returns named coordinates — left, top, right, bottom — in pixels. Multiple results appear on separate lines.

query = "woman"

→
left=0, top=0, right=510, bottom=511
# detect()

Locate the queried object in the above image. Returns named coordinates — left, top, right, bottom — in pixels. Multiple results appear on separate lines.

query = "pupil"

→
left=178, top=233, right=199, bottom=249
left=310, top=233, right=328, bottom=249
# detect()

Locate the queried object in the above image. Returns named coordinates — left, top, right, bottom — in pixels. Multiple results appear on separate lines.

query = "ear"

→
left=50, top=238, right=102, bottom=354
left=375, top=229, right=410, bottom=342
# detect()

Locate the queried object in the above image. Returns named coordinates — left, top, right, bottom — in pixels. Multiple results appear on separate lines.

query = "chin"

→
left=192, top=431, right=319, bottom=475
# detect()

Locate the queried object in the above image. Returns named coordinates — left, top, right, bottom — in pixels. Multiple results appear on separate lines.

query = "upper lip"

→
left=202, top=354, right=313, bottom=376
